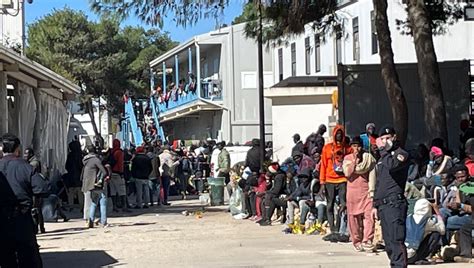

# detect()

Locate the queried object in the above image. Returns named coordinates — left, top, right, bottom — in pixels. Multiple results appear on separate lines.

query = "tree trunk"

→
left=85, top=98, right=100, bottom=138
left=373, top=0, right=409, bottom=146
left=407, top=0, right=448, bottom=145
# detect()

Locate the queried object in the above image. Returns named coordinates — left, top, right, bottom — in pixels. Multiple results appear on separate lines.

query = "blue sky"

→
left=25, top=0, right=245, bottom=42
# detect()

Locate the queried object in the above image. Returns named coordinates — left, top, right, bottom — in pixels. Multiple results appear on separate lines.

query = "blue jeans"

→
left=89, top=191, right=107, bottom=225
left=440, top=207, right=471, bottom=230
left=149, top=179, right=161, bottom=205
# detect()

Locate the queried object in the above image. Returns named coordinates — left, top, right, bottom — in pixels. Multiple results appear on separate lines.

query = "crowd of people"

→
left=0, top=118, right=473, bottom=267
left=226, top=122, right=473, bottom=266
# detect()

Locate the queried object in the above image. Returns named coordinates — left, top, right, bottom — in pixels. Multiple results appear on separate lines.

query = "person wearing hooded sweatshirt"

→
left=405, top=199, right=445, bottom=265
left=304, top=124, right=327, bottom=156
left=109, top=139, right=129, bottom=213
left=81, top=145, right=108, bottom=227
left=424, top=146, right=453, bottom=187
left=319, top=125, right=351, bottom=234
left=292, top=151, right=315, bottom=175
left=284, top=168, right=313, bottom=232
left=343, top=137, right=377, bottom=252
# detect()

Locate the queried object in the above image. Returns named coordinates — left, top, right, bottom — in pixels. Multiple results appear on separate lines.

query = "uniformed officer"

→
left=0, top=134, right=43, bottom=268
left=371, top=127, right=410, bottom=268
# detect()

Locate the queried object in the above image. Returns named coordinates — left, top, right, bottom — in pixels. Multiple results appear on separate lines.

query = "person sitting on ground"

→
left=433, top=173, right=456, bottom=209
left=284, top=168, right=312, bottom=233
left=260, top=163, right=287, bottom=226
left=452, top=183, right=473, bottom=263
left=292, top=151, right=315, bottom=175
left=440, top=165, right=471, bottom=231
left=405, top=199, right=445, bottom=265
left=464, top=138, right=474, bottom=176
left=252, top=173, right=268, bottom=222
left=424, top=146, right=454, bottom=185
left=342, top=136, right=377, bottom=252
left=292, top=134, right=304, bottom=156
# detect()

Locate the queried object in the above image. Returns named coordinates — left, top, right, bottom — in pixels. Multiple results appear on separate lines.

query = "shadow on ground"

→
left=42, top=250, right=119, bottom=267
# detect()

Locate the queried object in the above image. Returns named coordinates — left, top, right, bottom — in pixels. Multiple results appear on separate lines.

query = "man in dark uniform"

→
left=0, top=134, right=43, bottom=268
left=372, top=127, right=410, bottom=268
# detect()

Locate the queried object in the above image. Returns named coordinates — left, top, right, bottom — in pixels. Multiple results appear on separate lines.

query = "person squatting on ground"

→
left=342, top=136, right=376, bottom=252
left=405, top=199, right=445, bottom=265
left=372, top=126, right=410, bottom=268
left=0, top=134, right=43, bottom=267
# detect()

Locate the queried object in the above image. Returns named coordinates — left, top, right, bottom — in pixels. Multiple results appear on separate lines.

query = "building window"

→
left=353, top=17, right=360, bottom=62
left=371, top=10, right=378, bottom=54
left=278, top=48, right=283, bottom=81
left=291, top=42, right=296, bottom=77
left=315, top=34, right=321, bottom=72
left=336, top=31, right=342, bottom=64
left=305, top=37, right=310, bottom=75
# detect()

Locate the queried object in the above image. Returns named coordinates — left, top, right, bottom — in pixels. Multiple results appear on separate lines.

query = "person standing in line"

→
left=216, top=141, right=231, bottom=196
left=147, top=145, right=161, bottom=206
left=343, top=137, right=377, bottom=252
left=81, top=145, right=108, bottom=228
left=360, top=123, right=378, bottom=156
left=0, top=134, right=43, bottom=267
left=292, top=134, right=304, bottom=156
left=132, top=146, right=152, bottom=209
left=245, top=139, right=261, bottom=173
left=109, top=139, right=130, bottom=213
left=319, top=125, right=351, bottom=235
left=304, top=124, right=327, bottom=156
left=159, top=146, right=179, bottom=206
left=65, top=141, right=84, bottom=210
left=372, top=126, right=410, bottom=268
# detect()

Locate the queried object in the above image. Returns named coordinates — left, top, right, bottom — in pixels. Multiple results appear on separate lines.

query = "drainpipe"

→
left=188, top=47, right=192, bottom=76
left=195, top=42, right=201, bottom=98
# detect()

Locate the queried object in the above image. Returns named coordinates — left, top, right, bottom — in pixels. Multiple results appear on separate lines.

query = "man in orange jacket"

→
left=319, top=125, right=351, bottom=234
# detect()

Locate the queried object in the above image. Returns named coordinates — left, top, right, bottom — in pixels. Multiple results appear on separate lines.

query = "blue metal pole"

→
left=175, top=55, right=179, bottom=86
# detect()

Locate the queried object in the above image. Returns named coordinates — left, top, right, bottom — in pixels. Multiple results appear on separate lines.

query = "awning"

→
left=0, top=45, right=80, bottom=99
left=159, top=99, right=224, bottom=123
left=266, top=76, right=338, bottom=98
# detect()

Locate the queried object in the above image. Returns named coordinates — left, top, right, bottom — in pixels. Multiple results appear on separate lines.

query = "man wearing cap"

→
left=292, top=134, right=304, bottom=156
left=372, top=126, right=410, bottom=268
left=216, top=141, right=231, bottom=197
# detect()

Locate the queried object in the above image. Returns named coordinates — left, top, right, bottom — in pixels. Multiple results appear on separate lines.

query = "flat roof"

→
left=0, top=45, right=80, bottom=95
left=271, top=76, right=338, bottom=88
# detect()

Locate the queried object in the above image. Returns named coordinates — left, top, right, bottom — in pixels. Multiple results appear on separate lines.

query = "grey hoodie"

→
left=81, top=153, right=107, bottom=193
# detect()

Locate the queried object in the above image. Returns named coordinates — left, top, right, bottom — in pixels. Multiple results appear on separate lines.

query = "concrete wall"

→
left=272, top=0, right=474, bottom=83
left=270, top=94, right=332, bottom=162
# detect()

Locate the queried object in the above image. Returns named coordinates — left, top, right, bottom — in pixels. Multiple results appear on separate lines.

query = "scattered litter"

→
left=155, top=214, right=160, bottom=217
left=182, top=210, right=190, bottom=216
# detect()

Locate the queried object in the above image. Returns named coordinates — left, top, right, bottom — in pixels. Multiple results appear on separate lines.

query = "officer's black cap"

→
left=379, top=126, right=396, bottom=137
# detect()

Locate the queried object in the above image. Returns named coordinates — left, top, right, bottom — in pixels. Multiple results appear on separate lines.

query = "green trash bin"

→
left=207, top=177, right=225, bottom=206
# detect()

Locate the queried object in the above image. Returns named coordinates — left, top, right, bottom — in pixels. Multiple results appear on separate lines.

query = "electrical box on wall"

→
left=1, top=0, right=13, bottom=9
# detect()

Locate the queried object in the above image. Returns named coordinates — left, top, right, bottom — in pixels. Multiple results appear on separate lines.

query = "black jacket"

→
left=131, top=154, right=153, bottom=180
left=245, top=146, right=261, bottom=173
left=290, top=182, right=312, bottom=201
left=0, top=171, right=17, bottom=209
left=267, top=172, right=286, bottom=197
left=374, top=146, right=410, bottom=204
left=292, top=141, right=305, bottom=157
left=0, top=155, right=37, bottom=207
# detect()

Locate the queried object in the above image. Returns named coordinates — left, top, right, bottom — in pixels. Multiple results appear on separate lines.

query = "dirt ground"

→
left=37, top=198, right=471, bottom=268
